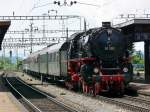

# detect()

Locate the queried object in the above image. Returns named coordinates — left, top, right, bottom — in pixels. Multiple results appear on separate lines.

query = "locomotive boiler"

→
left=23, top=22, right=133, bottom=96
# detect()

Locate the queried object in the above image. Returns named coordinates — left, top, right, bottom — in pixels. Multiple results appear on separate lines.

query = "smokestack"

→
left=102, top=22, right=111, bottom=27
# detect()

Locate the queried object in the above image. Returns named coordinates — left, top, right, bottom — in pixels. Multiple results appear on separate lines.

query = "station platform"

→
left=0, top=72, right=28, bottom=112
left=129, top=82, right=150, bottom=96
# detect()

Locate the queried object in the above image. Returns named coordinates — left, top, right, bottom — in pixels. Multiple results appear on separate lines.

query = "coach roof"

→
left=40, top=42, right=66, bottom=55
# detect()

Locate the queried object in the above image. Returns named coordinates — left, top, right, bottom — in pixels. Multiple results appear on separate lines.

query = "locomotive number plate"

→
left=105, top=47, right=115, bottom=50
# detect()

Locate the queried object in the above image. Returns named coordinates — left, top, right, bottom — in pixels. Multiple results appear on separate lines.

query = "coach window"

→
left=51, top=53, right=53, bottom=62
left=55, top=53, right=57, bottom=61
left=41, top=55, right=42, bottom=62
left=32, top=58, right=34, bottom=63
left=52, top=53, right=54, bottom=62
left=53, top=53, right=55, bottom=62
left=50, top=53, right=53, bottom=62
left=40, top=55, right=42, bottom=62
left=56, top=53, right=58, bottom=61
left=42, top=55, right=45, bottom=62
left=49, top=53, right=51, bottom=62
left=53, top=53, right=54, bottom=62
left=52, top=53, right=55, bottom=62
left=44, top=55, right=46, bottom=62
left=42, top=55, right=44, bottom=62
left=54, top=52, right=56, bottom=62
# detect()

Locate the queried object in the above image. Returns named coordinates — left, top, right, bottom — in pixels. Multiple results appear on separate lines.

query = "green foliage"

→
left=128, top=42, right=134, bottom=54
left=132, top=51, right=144, bottom=64
left=0, top=56, right=22, bottom=70
left=17, top=59, right=23, bottom=70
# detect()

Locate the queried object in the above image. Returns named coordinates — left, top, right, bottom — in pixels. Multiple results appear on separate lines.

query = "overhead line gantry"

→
left=0, top=15, right=81, bottom=20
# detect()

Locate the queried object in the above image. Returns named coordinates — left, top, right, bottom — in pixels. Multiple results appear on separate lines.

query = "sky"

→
left=0, top=0, right=149, bottom=57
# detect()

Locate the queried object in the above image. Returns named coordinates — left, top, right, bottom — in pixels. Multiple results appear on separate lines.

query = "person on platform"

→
left=80, top=60, right=94, bottom=93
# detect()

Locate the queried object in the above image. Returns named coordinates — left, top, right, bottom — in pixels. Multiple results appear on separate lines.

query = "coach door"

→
left=60, top=50, right=68, bottom=76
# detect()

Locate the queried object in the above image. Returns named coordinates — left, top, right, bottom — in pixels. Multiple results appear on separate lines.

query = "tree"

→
left=0, top=56, right=22, bottom=70
left=132, top=51, right=144, bottom=64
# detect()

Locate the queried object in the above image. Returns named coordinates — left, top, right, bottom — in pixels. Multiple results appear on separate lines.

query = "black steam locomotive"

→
left=23, top=22, right=133, bottom=95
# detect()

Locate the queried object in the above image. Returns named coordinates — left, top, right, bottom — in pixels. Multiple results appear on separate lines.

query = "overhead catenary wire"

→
left=76, top=1, right=101, bottom=8
left=34, top=0, right=42, bottom=6
left=31, top=0, right=118, bottom=10
left=77, top=0, right=119, bottom=8
left=32, top=1, right=101, bottom=8
left=31, top=2, right=54, bottom=11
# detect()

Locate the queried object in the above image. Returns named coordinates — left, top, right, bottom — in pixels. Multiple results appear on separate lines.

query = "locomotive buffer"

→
left=114, top=19, right=150, bottom=82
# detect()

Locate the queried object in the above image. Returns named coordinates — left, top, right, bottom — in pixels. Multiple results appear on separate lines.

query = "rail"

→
left=5, top=75, right=77, bottom=112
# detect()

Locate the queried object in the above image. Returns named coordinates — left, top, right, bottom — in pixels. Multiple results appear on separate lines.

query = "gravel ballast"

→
left=14, top=72, right=128, bottom=112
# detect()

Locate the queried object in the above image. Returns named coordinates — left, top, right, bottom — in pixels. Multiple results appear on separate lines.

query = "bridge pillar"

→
left=144, top=41, right=150, bottom=83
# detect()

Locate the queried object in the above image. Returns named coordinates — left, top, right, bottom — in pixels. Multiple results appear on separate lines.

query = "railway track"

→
left=96, top=95, right=150, bottom=112
left=7, top=72, right=150, bottom=112
left=4, top=75, right=77, bottom=112
left=124, top=95, right=150, bottom=105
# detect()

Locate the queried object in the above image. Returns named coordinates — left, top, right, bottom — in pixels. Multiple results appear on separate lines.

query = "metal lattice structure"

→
left=0, top=15, right=81, bottom=20
left=1, top=15, right=83, bottom=51
left=6, top=30, right=82, bottom=34
left=2, top=37, right=66, bottom=48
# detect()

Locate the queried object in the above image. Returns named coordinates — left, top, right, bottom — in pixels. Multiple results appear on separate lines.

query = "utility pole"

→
left=62, top=20, right=66, bottom=36
left=9, top=50, right=12, bottom=64
left=21, top=32, right=25, bottom=57
left=43, top=19, right=45, bottom=38
left=66, top=28, right=69, bottom=73
left=84, top=18, right=87, bottom=32
left=80, top=17, right=82, bottom=31
left=22, top=32, right=24, bottom=46
left=66, top=27, right=69, bottom=41
left=3, top=48, right=5, bottom=70
left=42, top=13, right=47, bottom=38
left=29, top=22, right=33, bottom=53
left=24, top=49, right=25, bottom=57
left=16, top=47, right=18, bottom=70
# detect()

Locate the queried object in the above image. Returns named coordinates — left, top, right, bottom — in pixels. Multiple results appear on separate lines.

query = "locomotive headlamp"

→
left=94, top=68, right=99, bottom=73
left=123, top=67, right=128, bottom=73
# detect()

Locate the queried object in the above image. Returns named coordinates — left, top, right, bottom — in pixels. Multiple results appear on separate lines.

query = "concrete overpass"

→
left=0, top=21, right=11, bottom=50
left=114, top=19, right=150, bottom=82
